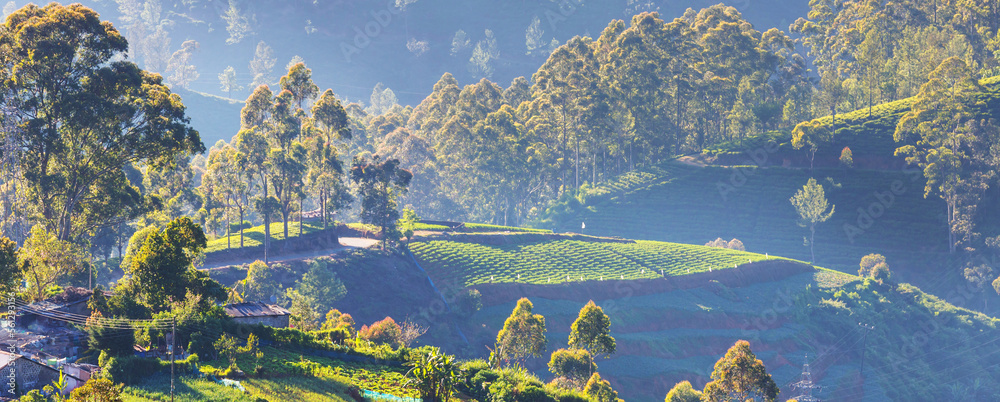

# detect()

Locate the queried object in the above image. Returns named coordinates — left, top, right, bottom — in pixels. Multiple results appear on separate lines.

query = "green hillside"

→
left=409, top=233, right=1000, bottom=401
left=536, top=162, right=950, bottom=286
left=410, top=233, right=792, bottom=287
left=705, top=76, right=1000, bottom=167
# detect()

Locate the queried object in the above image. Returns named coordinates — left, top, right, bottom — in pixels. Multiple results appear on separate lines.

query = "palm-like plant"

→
left=406, top=347, right=462, bottom=402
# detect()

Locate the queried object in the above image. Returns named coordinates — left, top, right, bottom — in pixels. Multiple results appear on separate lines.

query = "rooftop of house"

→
left=0, top=350, right=84, bottom=382
left=223, top=302, right=291, bottom=318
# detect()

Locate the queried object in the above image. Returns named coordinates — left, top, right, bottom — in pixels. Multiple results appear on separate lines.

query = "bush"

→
left=188, top=331, right=216, bottom=360
left=229, top=220, right=252, bottom=233
left=859, top=254, right=887, bottom=277
left=871, top=262, right=891, bottom=285
left=840, top=146, right=853, bottom=167
left=69, top=378, right=124, bottom=401
left=455, top=289, right=483, bottom=318
left=101, top=356, right=163, bottom=385
left=665, top=380, right=703, bottom=402
left=548, top=348, right=596, bottom=389
left=317, top=326, right=352, bottom=345
left=359, top=317, right=403, bottom=347
left=458, top=360, right=499, bottom=402
left=87, top=314, right=136, bottom=357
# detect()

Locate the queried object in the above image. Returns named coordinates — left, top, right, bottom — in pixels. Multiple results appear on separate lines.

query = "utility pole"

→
left=859, top=322, right=875, bottom=376
left=791, top=354, right=822, bottom=402
left=171, top=316, right=176, bottom=402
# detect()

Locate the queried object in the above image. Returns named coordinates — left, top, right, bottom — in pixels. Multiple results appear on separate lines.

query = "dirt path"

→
left=674, top=155, right=711, bottom=167
left=199, top=237, right=379, bottom=269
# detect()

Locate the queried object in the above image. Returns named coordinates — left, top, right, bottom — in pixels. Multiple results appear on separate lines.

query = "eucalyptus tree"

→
left=350, top=155, right=412, bottom=248
left=308, top=89, right=354, bottom=229
left=894, top=57, right=996, bottom=254
left=269, top=90, right=308, bottom=239
left=219, top=66, right=243, bottom=98
left=532, top=36, right=605, bottom=190
left=0, top=3, right=203, bottom=242
left=238, top=87, right=277, bottom=258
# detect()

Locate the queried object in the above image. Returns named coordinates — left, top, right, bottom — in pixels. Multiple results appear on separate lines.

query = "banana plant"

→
left=406, top=347, right=462, bottom=402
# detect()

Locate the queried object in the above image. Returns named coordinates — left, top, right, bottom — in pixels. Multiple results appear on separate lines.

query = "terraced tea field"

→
left=537, top=163, right=951, bottom=287
left=409, top=234, right=790, bottom=287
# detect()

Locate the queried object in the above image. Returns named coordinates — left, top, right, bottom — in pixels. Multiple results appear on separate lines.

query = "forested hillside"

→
left=2, top=1, right=1000, bottom=401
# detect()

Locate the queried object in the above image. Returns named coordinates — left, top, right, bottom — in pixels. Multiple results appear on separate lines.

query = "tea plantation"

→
left=409, top=233, right=792, bottom=287
left=535, top=162, right=951, bottom=287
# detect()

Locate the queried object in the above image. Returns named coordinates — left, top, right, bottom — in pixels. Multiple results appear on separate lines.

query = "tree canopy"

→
left=702, top=340, right=779, bottom=402
left=495, top=297, right=547, bottom=365
left=0, top=3, right=202, bottom=242
left=568, top=300, right=617, bottom=358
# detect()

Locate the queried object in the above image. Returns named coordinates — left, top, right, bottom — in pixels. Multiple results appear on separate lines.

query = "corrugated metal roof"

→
left=223, top=302, right=290, bottom=318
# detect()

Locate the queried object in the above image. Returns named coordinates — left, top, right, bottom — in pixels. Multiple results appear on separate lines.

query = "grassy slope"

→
left=413, top=234, right=1000, bottom=401
left=536, top=161, right=948, bottom=287
left=205, top=221, right=329, bottom=253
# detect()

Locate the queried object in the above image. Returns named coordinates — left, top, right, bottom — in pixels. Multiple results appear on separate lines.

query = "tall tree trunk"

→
left=321, top=190, right=327, bottom=229
left=239, top=206, right=245, bottom=248
left=810, top=224, right=816, bottom=262
left=226, top=198, right=231, bottom=250
left=575, top=136, right=580, bottom=189
left=263, top=176, right=270, bottom=263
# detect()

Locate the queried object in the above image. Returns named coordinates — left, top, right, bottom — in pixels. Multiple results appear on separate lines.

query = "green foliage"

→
left=858, top=254, right=887, bottom=277
left=1, top=3, right=202, bottom=242
left=214, top=333, right=241, bottom=369
left=296, top=257, right=348, bottom=312
left=411, top=234, right=785, bottom=287
left=568, top=301, right=616, bottom=358
left=455, top=288, right=483, bottom=318
left=548, top=348, right=596, bottom=389
left=496, top=298, right=547, bottom=365
left=702, top=340, right=779, bottom=402
left=86, top=313, right=136, bottom=357
left=242, top=260, right=280, bottom=302
left=69, top=378, right=124, bottom=402
left=840, top=146, right=854, bottom=167
left=893, top=57, right=999, bottom=254
left=117, top=218, right=223, bottom=312
left=18, top=225, right=89, bottom=301
left=0, top=236, right=21, bottom=294
left=665, top=380, right=703, bottom=402
left=287, top=288, right=321, bottom=331
left=790, top=178, right=835, bottom=262
left=101, top=356, right=170, bottom=385
left=405, top=347, right=461, bottom=401
left=399, top=208, right=419, bottom=242
left=17, top=390, right=46, bottom=402
left=583, top=372, right=619, bottom=402
left=321, top=309, right=356, bottom=335
left=351, top=155, right=413, bottom=248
